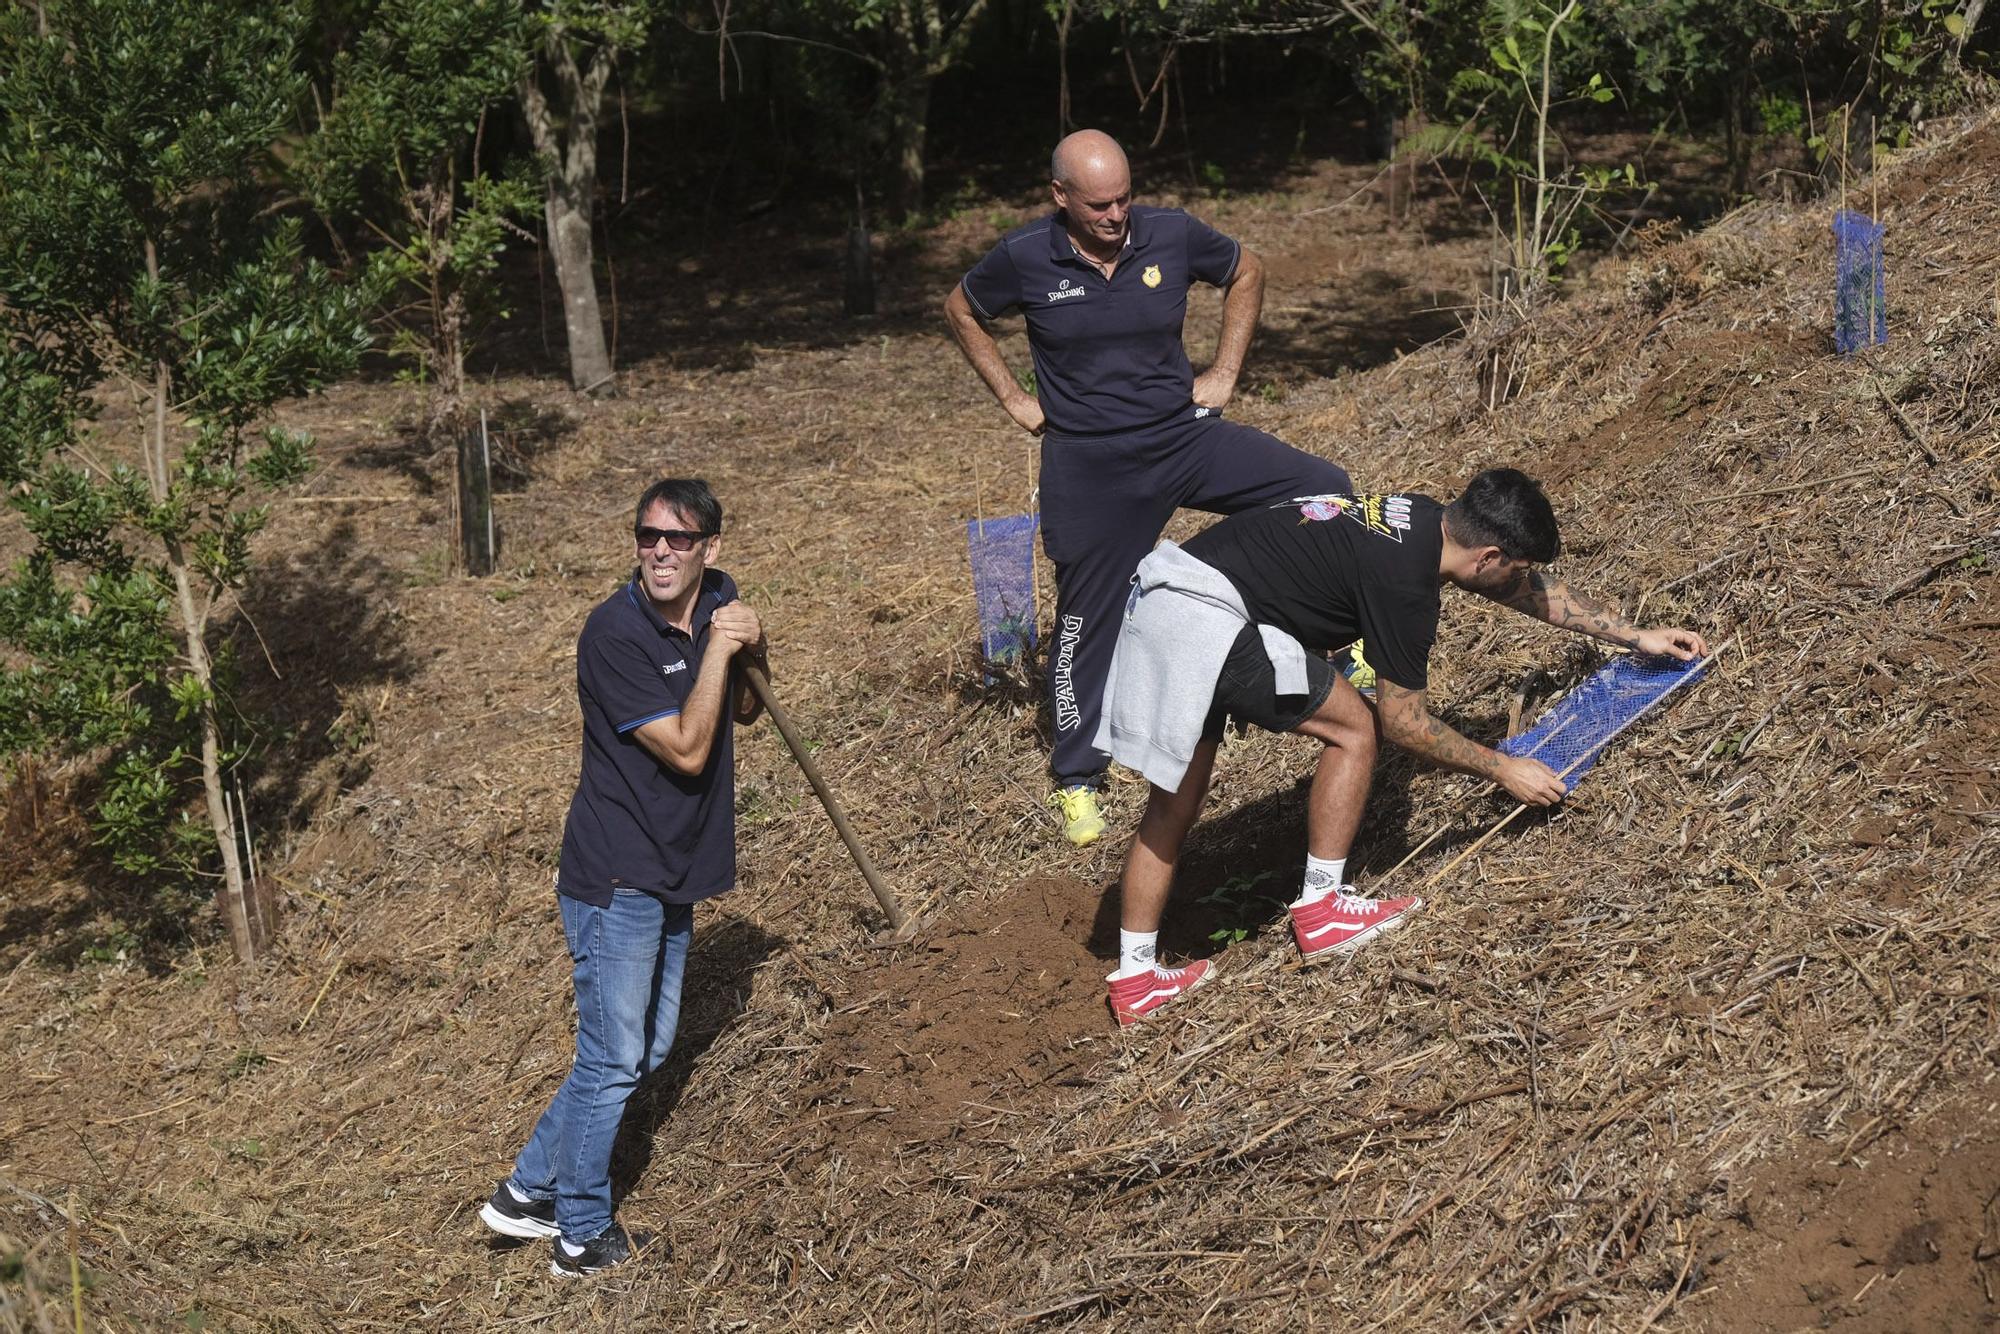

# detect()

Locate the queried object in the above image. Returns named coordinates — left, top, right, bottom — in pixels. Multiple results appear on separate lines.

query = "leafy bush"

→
left=0, top=0, right=371, bottom=957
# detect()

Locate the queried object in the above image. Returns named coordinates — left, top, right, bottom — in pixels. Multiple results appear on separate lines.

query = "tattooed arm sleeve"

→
left=1376, top=680, right=1505, bottom=778
left=1489, top=570, right=1644, bottom=649
left=1377, top=679, right=1570, bottom=804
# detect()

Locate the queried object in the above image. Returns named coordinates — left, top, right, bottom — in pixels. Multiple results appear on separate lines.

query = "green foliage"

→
left=303, top=0, right=534, bottom=426
left=1200, top=869, right=1283, bottom=945
left=0, top=0, right=370, bottom=912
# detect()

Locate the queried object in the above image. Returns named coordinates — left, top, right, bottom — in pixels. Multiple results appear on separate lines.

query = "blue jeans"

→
left=507, top=890, right=692, bottom=1243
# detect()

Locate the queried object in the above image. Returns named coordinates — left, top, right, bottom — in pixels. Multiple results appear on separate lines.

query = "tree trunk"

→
left=1055, top=0, right=1075, bottom=134
left=843, top=218, right=875, bottom=317
left=1960, top=0, right=1989, bottom=64
left=171, top=560, right=273, bottom=960
left=546, top=184, right=613, bottom=393
left=1382, top=107, right=1422, bottom=228
left=521, top=28, right=617, bottom=395
left=143, top=239, right=272, bottom=961
left=885, top=73, right=931, bottom=221
left=427, top=291, right=467, bottom=444
left=1725, top=74, right=1750, bottom=200
left=429, top=286, right=493, bottom=575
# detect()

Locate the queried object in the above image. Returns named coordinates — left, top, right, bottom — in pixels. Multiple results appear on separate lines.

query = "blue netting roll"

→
left=1497, top=652, right=1714, bottom=793
left=967, top=513, right=1039, bottom=673
left=1832, top=208, right=1886, bottom=354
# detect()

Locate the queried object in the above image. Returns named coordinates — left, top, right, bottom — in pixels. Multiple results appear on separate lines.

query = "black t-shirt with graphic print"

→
left=1181, top=493, right=1445, bottom=690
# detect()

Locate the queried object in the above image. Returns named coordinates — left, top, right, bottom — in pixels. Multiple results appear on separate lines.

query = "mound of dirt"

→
left=1690, top=1109, right=2000, bottom=1331
left=803, top=876, right=1119, bottom=1145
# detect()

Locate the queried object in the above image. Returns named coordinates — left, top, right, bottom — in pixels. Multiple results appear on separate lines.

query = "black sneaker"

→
left=549, top=1222, right=640, bottom=1278
left=478, top=1182, right=559, bottom=1240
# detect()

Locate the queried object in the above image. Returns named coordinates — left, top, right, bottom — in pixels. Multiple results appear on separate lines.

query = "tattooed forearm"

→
left=1495, top=573, right=1640, bottom=648
left=1376, top=682, right=1504, bottom=778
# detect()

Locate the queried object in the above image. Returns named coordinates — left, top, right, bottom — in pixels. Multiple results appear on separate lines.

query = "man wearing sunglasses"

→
left=480, top=477, right=765, bottom=1276
left=945, top=128, right=1349, bottom=850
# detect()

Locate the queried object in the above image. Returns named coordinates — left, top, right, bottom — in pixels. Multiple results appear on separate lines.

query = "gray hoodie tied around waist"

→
left=1091, top=540, right=1309, bottom=793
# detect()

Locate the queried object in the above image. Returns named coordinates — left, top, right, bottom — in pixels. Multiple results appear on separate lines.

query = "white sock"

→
left=507, top=1182, right=536, bottom=1204
left=1295, top=855, right=1346, bottom=906
left=1116, top=930, right=1158, bottom=978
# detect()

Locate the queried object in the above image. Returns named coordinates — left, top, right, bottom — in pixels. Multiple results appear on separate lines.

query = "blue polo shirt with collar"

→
left=958, top=205, right=1242, bottom=436
left=557, top=568, right=740, bottom=908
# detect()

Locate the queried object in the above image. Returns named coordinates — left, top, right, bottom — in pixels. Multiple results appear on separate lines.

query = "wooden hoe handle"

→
left=740, top=661, right=910, bottom=934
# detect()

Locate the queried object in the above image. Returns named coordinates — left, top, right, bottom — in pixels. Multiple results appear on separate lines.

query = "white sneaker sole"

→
left=480, top=1201, right=560, bottom=1240
left=1294, top=903, right=1422, bottom=964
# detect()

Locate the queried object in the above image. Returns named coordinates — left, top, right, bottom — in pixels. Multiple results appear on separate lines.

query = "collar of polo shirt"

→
left=1049, top=205, right=1150, bottom=264
left=625, top=569, right=721, bottom=639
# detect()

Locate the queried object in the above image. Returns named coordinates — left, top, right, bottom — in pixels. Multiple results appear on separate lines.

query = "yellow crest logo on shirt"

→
left=1142, top=264, right=1162, bottom=288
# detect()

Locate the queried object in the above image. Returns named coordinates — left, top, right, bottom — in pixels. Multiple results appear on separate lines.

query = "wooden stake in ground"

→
left=740, top=661, right=910, bottom=934
left=458, top=411, right=496, bottom=576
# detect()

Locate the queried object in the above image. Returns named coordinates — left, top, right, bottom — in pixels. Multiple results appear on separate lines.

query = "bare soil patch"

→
left=805, top=875, right=1115, bottom=1147
left=1691, top=1106, right=2000, bottom=1331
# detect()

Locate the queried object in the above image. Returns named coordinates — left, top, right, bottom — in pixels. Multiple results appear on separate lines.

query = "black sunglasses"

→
left=634, top=526, right=714, bottom=552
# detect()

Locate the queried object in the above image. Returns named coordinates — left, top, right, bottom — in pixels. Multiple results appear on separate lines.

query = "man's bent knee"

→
left=1293, top=672, right=1376, bottom=750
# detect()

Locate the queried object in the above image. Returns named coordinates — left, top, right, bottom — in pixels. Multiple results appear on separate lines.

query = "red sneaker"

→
left=1106, top=960, right=1215, bottom=1027
left=1289, top=892, right=1422, bottom=962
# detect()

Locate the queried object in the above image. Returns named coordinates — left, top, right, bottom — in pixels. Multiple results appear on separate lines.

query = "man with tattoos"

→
left=1093, top=468, right=1708, bottom=1025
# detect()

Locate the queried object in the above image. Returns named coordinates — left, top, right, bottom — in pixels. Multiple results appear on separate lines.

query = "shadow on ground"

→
left=610, top=913, right=784, bottom=1204
left=232, top=519, right=418, bottom=828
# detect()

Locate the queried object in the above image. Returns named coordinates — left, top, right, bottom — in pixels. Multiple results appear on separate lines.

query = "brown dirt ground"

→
left=3, top=111, right=1999, bottom=1330
left=804, top=876, right=1113, bottom=1148
left=1687, top=1101, right=2000, bottom=1331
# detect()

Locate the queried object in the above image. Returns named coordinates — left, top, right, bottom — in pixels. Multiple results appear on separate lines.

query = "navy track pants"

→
left=1039, top=407, right=1350, bottom=786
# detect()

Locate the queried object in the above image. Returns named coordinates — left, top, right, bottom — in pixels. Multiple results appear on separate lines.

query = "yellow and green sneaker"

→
left=1049, top=785, right=1107, bottom=847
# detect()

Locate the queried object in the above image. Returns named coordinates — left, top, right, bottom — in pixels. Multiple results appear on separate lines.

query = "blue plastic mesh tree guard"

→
left=1833, top=208, right=1886, bottom=354
left=966, top=513, right=1039, bottom=676
left=1496, top=652, right=1715, bottom=793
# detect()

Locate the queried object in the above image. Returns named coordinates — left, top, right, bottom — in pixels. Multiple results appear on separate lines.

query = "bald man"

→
left=945, top=129, right=1350, bottom=847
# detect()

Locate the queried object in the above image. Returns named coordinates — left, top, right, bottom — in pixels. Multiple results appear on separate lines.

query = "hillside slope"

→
left=2, top=113, right=1996, bottom=1330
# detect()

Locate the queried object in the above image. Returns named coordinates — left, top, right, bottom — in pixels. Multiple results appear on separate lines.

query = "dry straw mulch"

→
left=3, top=111, right=1998, bottom=1331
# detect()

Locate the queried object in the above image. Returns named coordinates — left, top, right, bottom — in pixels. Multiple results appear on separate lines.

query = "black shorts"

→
left=1201, top=624, right=1338, bottom=741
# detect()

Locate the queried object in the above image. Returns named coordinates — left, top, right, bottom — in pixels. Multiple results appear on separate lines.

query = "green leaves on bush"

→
left=0, top=0, right=370, bottom=951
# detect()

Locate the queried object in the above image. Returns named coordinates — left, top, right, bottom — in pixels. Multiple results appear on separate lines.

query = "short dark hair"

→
left=1443, top=468, right=1560, bottom=563
left=635, top=478, right=722, bottom=536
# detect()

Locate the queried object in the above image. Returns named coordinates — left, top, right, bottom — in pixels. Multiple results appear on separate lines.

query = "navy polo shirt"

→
left=557, top=568, right=739, bottom=908
left=958, top=205, right=1241, bottom=436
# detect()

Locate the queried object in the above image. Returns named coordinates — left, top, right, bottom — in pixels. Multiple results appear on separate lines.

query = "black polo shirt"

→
left=557, top=569, right=739, bottom=908
left=959, top=205, right=1242, bottom=436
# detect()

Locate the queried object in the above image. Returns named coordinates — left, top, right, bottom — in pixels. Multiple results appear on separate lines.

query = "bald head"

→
left=1051, top=129, right=1129, bottom=192
left=1050, top=130, right=1133, bottom=258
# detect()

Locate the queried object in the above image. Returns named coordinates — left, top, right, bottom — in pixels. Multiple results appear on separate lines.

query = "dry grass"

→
left=2, top=109, right=1997, bottom=1331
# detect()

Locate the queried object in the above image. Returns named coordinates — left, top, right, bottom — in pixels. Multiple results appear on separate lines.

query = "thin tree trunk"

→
left=844, top=187, right=875, bottom=318
left=1384, top=107, right=1422, bottom=228
left=432, top=287, right=492, bottom=575
left=1056, top=0, right=1075, bottom=134
left=521, top=29, right=616, bottom=394
left=170, top=559, right=269, bottom=959
left=143, top=239, right=269, bottom=960
left=1726, top=74, right=1750, bottom=200
left=886, top=73, right=931, bottom=220
left=1959, top=0, right=1989, bottom=64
